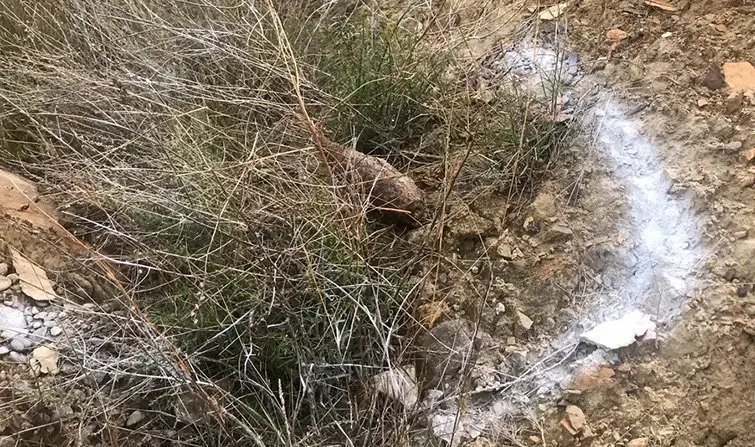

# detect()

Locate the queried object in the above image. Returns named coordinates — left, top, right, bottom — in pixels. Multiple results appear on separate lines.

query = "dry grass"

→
left=0, top=0, right=568, bottom=445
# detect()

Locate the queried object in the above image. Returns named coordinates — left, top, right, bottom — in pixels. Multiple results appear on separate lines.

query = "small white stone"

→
left=29, top=327, right=47, bottom=344
left=32, top=321, right=42, bottom=329
left=0, top=277, right=11, bottom=293
left=8, top=352, right=26, bottom=363
left=0, top=263, right=8, bottom=276
left=57, top=311, right=68, bottom=319
left=2, top=301, right=11, bottom=307
left=125, top=410, right=146, bottom=427
left=10, top=338, right=30, bottom=352
left=33, top=311, right=47, bottom=320
left=44, top=312, right=57, bottom=321
left=44, top=320, right=56, bottom=327
left=0, top=347, right=9, bottom=355
left=30, top=307, right=39, bottom=315
left=50, top=326, right=63, bottom=337
left=6, top=273, right=19, bottom=283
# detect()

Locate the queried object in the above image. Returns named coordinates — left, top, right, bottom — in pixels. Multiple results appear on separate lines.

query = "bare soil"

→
left=411, top=0, right=755, bottom=446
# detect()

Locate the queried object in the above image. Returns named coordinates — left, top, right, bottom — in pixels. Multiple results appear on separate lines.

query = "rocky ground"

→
left=400, top=0, right=755, bottom=446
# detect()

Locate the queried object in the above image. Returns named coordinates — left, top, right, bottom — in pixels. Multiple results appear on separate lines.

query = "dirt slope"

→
left=408, top=0, right=754, bottom=446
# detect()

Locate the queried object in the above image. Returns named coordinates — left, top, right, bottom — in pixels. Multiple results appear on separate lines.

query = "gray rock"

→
left=29, top=327, right=47, bottom=344
left=125, top=410, right=146, bottom=427
left=32, top=321, right=42, bottom=329
left=542, top=223, right=574, bottom=242
left=0, top=263, right=8, bottom=277
left=700, top=64, right=725, bottom=90
left=33, top=311, right=47, bottom=320
left=417, top=319, right=475, bottom=385
left=0, top=347, right=9, bottom=355
left=30, top=306, right=39, bottom=315
left=2, top=301, right=11, bottom=307
left=45, top=312, right=57, bottom=321
left=57, top=311, right=68, bottom=319
left=50, top=326, right=63, bottom=337
left=8, top=352, right=27, bottom=363
left=0, top=307, right=27, bottom=338
left=10, top=337, right=31, bottom=352
left=44, top=320, right=56, bottom=327
left=0, top=277, right=11, bottom=293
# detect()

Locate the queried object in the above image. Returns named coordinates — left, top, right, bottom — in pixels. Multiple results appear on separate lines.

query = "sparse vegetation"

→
left=0, top=0, right=567, bottom=445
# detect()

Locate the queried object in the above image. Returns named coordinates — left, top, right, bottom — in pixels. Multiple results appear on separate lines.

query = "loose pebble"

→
left=57, top=312, right=68, bottom=319
left=0, top=277, right=11, bottom=293
left=10, top=338, right=30, bottom=352
left=34, top=311, right=48, bottom=320
left=0, top=347, right=9, bottom=355
left=29, top=327, right=47, bottom=344
left=44, top=320, right=56, bottom=327
left=50, top=326, right=63, bottom=337
left=32, top=321, right=42, bottom=329
left=0, top=263, right=8, bottom=276
left=2, top=301, right=11, bottom=307
left=45, top=312, right=57, bottom=321
left=30, top=307, right=39, bottom=315
left=8, top=352, right=27, bottom=363
left=126, top=410, right=146, bottom=427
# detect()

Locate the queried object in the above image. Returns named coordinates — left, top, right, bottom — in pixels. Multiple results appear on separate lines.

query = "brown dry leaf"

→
left=744, top=149, right=755, bottom=162
left=645, top=0, right=678, bottom=11
left=419, top=300, right=450, bottom=328
left=30, top=345, right=60, bottom=375
left=539, top=3, right=568, bottom=20
left=0, top=169, right=59, bottom=231
left=606, top=28, right=629, bottom=42
left=723, top=62, right=755, bottom=92
left=565, top=405, right=587, bottom=431
left=11, top=249, right=57, bottom=302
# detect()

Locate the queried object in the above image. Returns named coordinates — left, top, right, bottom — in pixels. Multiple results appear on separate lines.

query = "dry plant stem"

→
left=266, top=1, right=424, bottom=223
